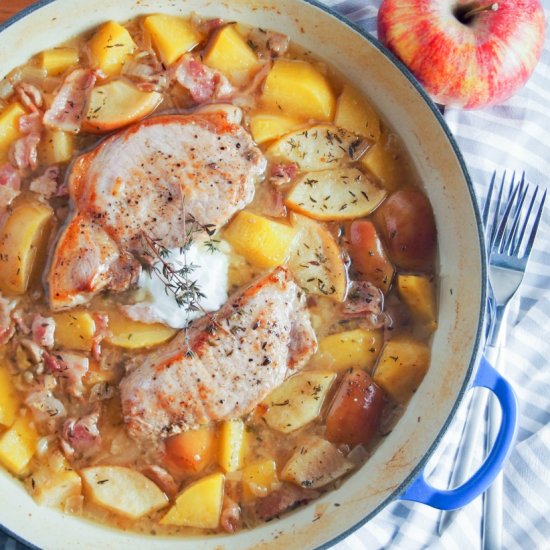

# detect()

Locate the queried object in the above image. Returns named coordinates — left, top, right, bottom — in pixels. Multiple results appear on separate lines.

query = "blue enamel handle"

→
left=400, top=355, right=518, bottom=510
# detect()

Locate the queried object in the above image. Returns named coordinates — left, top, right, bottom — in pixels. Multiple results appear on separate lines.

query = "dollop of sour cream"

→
left=137, top=241, right=229, bottom=329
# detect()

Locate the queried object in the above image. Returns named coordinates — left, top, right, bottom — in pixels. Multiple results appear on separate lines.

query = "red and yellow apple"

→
left=377, top=0, right=545, bottom=109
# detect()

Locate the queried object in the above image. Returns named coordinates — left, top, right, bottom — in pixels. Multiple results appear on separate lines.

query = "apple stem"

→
left=463, top=2, right=499, bottom=21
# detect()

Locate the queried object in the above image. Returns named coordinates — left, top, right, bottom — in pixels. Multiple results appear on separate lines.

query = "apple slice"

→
left=289, top=213, right=347, bottom=301
left=285, top=168, right=386, bottom=221
left=83, top=79, right=162, bottom=133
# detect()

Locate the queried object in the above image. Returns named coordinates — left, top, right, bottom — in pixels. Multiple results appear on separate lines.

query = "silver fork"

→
left=437, top=172, right=547, bottom=543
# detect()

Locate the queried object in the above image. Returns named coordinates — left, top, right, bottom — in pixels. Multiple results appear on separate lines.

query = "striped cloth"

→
left=2, top=2, right=550, bottom=549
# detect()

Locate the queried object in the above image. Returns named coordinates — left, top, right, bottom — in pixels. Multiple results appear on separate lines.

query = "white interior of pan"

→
left=0, top=0, right=484, bottom=548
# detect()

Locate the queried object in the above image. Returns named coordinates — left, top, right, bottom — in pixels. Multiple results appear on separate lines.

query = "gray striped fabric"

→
left=2, top=1, right=550, bottom=549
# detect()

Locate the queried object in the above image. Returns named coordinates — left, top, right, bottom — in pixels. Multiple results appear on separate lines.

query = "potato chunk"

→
left=89, top=21, right=136, bottom=77
left=374, top=338, right=430, bottom=404
left=39, top=47, right=79, bottom=76
left=0, top=365, right=20, bottom=428
left=242, top=459, right=279, bottom=502
left=105, top=309, right=176, bottom=349
left=39, top=130, right=74, bottom=164
left=281, top=436, right=353, bottom=489
left=263, top=371, right=336, bottom=433
left=52, top=310, right=96, bottom=352
left=84, top=80, right=162, bottom=133
left=262, top=59, right=335, bottom=121
left=81, top=465, right=168, bottom=519
left=266, top=124, right=362, bottom=171
left=0, top=201, right=54, bottom=295
left=288, top=213, right=347, bottom=301
left=285, top=168, right=386, bottom=221
left=0, top=413, right=38, bottom=475
left=334, top=84, right=380, bottom=142
left=224, top=211, right=298, bottom=269
left=143, top=14, right=201, bottom=66
left=165, top=425, right=217, bottom=475
left=160, top=472, right=224, bottom=528
left=397, top=274, right=437, bottom=333
left=249, top=112, right=303, bottom=144
left=0, top=102, right=25, bottom=163
left=311, top=328, right=383, bottom=372
left=218, top=419, right=245, bottom=473
left=204, top=24, right=258, bottom=81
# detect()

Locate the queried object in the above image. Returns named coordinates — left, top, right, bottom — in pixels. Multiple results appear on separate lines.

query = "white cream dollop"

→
left=137, top=241, right=229, bottom=329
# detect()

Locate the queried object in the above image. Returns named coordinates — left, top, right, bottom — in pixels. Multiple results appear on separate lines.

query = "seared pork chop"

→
left=120, top=266, right=317, bottom=441
left=48, top=111, right=266, bottom=309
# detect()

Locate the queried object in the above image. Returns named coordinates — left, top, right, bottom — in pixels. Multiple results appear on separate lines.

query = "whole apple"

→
left=377, top=0, right=545, bottom=109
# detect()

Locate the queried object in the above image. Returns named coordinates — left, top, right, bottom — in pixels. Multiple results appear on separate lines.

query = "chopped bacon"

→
left=43, top=68, right=96, bottom=133
left=31, top=314, right=56, bottom=349
left=247, top=29, right=290, bottom=58
left=9, top=133, right=40, bottom=171
left=190, top=14, right=224, bottom=34
left=16, top=82, right=43, bottom=112
left=29, top=166, right=61, bottom=198
left=43, top=351, right=66, bottom=373
left=123, top=56, right=168, bottom=92
left=12, top=309, right=31, bottom=335
left=25, top=390, right=66, bottom=427
left=269, top=162, right=298, bottom=186
left=220, top=495, right=242, bottom=533
left=173, top=54, right=235, bottom=104
left=0, top=294, right=14, bottom=345
left=62, top=411, right=101, bottom=458
left=19, top=111, right=43, bottom=135
left=91, top=312, right=109, bottom=361
left=44, top=351, right=89, bottom=397
left=141, top=465, right=179, bottom=499
left=254, top=484, right=319, bottom=521
left=0, top=163, right=21, bottom=219
left=343, top=281, right=384, bottom=317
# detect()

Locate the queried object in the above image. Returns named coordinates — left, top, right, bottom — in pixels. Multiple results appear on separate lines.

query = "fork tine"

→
left=512, top=185, right=537, bottom=255
left=482, top=171, right=496, bottom=227
left=505, top=176, right=529, bottom=253
left=523, top=189, right=547, bottom=258
left=488, top=171, right=510, bottom=246
left=492, top=179, right=521, bottom=254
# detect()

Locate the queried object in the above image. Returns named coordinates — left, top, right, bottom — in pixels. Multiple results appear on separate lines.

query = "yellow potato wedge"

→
left=0, top=102, right=25, bottom=164
left=84, top=79, right=162, bottom=133
left=266, top=124, right=362, bottom=171
left=360, top=129, right=414, bottom=191
left=262, top=59, right=335, bottom=121
left=39, top=130, right=74, bottom=165
left=0, top=201, right=54, bottom=296
left=143, top=14, right=201, bottom=66
left=81, top=465, right=168, bottom=519
left=39, top=47, right=79, bottom=76
left=397, top=274, right=437, bottom=333
left=218, top=419, right=245, bottom=473
left=249, top=112, right=303, bottom=144
left=311, top=328, right=383, bottom=372
left=285, top=168, right=386, bottom=221
left=263, top=371, right=336, bottom=433
left=52, top=310, right=96, bottom=352
left=281, top=436, right=353, bottom=489
left=288, top=213, right=347, bottom=301
left=89, top=21, right=137, bottom=78
left=29, top=451, right=82, bottom=507
left=0, top=365, right=20, bottom=429
left=0, top=413, right=38, bottom=475
left=223, top=211, right=298, bottom=270
left=334, top=84, right=381, bottom=142
left=374, top=337, right=430, bottom=404
left=204, top=24, right=258, bottom=81
left=160, top=472, right=224, bottom=528
left=105, top=309, right=176, bottom=349
left=165, top=425, right=217, bottom=475
left=242, top=459, right=279, bottom=502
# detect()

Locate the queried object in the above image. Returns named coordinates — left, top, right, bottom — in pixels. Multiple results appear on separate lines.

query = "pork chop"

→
left=120, top=266, right=317, bottom=442
left=48, top=111, right=266, bottom=309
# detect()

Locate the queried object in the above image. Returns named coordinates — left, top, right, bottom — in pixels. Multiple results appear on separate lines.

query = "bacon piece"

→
left=58, top=352, right=89, bottom=398
left=254, top=484, right=319, bottom=521
left=19, top=111, right=43, bottom=135
left=0, top=163, right=21, bottom=220
left=62, top=411, right=101, bottom=458
left=141, top=465, right=179, bottom=499
left=343, top=281, right=384, bottom=317
left=9, top=133, right=40, bottom=171
left=269, top=162, right=298, bottom=186
left=220, top=495, right=242, bottom=533
left=123, top=55, right=168, bottom=93
left=43, top=69, right=96, bottom=133
left=0, top=294, right=14, bottom=345
left=29, top=166, right=61, bottom=198
left=247, top=29, right=290, bottom=58
left=16, top=83, right=43, bottom=112
left=25, top=390, right=66, bottom=426
left=31, top=314, right=56, bottom=349
left=173, top=54, right=235, bottom=104
left=190, top=14, right=224, bottom=34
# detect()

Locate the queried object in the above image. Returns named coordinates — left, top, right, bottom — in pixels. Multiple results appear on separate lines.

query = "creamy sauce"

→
left=138, top=242, right=229, bottom=328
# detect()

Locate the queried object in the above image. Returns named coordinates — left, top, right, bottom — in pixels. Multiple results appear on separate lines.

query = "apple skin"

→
left=377, top=0, right=545, bottom=109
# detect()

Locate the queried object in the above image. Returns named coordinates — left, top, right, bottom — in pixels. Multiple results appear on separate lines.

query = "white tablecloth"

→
left=2, top=1, right=550, bottom=549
